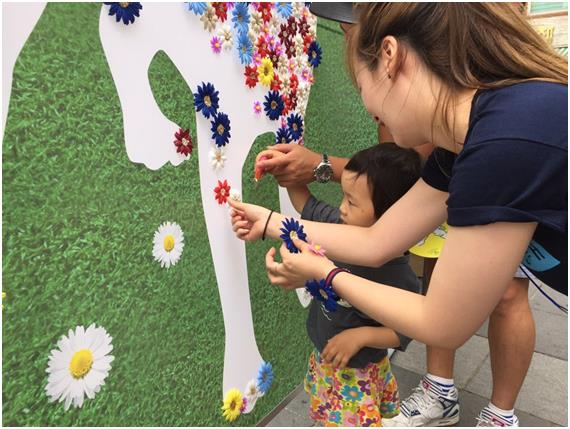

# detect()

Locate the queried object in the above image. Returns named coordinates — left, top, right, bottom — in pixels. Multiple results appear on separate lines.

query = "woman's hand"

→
left=265, top=237, right=336, bottom=290
left=321, top=328, right=365, bottom=369
left=256, top=144, right=320, bottom=187
left=228, top=199, right=271, bottom=242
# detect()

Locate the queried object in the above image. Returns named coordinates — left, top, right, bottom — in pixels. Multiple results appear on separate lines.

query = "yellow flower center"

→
left=182, top=138, right=189, bottom=146
left=319, top=289, right=329, bottom=300
left=204, top=95, right=212, bottom=107
left=312, top=51, right=317, bottom=59
left=271, top=101, right=277, bottom=110
left=120, top=2, right=130, bottom=8
left=314, top=244, right=321, bottom=251
left=69, top=349, right=93, bottom=379
left=215, top=42, right=220, bottom=49
left=349, top=390, right=358, bottom=398
left=163, top=235, right=175, bottom=252
left=217, top=124, right=225, bottom=135
left=230, top=400, right=237, bottom=410
left=292, top=123, right=298, bottom=131
left=290, top=231, right=298, bottom=239
left=220, top=188, right=226, bottom=196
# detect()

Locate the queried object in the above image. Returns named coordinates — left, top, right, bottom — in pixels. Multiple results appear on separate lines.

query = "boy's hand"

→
left=229, top=199, right=271, bottom=242
left=321, top=328, right=365, bottom=370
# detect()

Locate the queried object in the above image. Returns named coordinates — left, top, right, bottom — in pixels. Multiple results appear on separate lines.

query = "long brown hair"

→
left=347, top=3, right=568, bottom=136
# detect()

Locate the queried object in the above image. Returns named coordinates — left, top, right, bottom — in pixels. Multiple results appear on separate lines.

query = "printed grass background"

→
left=2, top=3, right=377, bottom=426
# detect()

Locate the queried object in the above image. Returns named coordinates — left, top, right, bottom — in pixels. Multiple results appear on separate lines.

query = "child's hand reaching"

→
left=229, top=199, right=271, bottom=242
left=321, top=328, right=365, bottom=370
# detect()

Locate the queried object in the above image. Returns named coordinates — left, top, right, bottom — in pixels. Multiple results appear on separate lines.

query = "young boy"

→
left=284, top=143, right=422, bottom=427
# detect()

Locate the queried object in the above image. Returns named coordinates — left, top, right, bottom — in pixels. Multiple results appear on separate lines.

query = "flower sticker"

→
left=229, top=188, right=242, bottom=202
left=210, top=36, right=222, bottom=54
left=308, top=40, right=322, bottom=68
left=305, top=278, right=339, bottom=312
left=153, top=222, right=185, bottom=268
left=237, top=31, right=254, bottom=65
left=174, top=128, right=193, bottom=156
left=200, top=6, right=219, bottom=32
left=104, top=2, right=143, bottom=25
left=45, top=324, right=114, bottom=410
left=253, top=101, right=263, bottom=115
left=218, top=24, right=234, bottom=51
left=244, top=65, right=258, bottom=88
left=308, top=242, right=326, bottom=257
left=209, top=147, right=227, bottom=171
left=232, top=2, right=250, bottom=33
left=258, top=57, right=275, bottom=86
left=187, top=2, right=207, bottom=15
left=275, top=126, right=292, bottom=145
left=257, top=361, right=274, bottom=395
left=210, top=112, right=231, bottom=147
left=286, top=113, right=303, bottom=140
left=214, top=179, right=231, bottom=205
left=263, top=90, right=284, bottom=120
left=279, top=217, right=307, bottom=253
left=194, top=82, right=220, bottom=119
left=221, top=388, right=244, bottom=422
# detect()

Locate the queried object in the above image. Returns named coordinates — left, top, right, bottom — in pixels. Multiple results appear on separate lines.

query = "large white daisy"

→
left=45, top=324, right=113, bottom=411
left=153, top=221, right=184, bottom=268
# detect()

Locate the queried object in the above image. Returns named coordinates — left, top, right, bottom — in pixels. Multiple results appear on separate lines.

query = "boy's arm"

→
left=320, top=326, right=401, bottom=369
left=286, top=185, right=312, bottom=214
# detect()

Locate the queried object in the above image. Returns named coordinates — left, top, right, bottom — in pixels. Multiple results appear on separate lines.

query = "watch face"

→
left=315, top=163, right=333, bottom=182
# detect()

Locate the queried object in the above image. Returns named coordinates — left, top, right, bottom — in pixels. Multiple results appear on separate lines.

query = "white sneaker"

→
left=475, top=408, right=519, bottom=427
left=382, top=380, right=460, bottom=427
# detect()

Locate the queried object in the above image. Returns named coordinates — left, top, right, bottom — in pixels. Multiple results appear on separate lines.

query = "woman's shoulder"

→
left=469, top=81, right=567, bottom=150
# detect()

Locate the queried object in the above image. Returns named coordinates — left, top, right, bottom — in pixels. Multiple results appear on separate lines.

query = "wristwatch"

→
left=313, top=153, right=333, bottom=183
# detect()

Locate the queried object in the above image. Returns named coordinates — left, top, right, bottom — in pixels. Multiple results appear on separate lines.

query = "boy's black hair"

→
left=345, top=143, right=421, bottom=219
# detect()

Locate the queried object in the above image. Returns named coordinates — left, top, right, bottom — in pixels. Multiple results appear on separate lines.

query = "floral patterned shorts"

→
left=304, top=350, right=400, bottom=427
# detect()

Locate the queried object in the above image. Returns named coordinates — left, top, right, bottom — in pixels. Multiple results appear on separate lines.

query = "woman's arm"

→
left=230, top=178, right=448, bottom=268
left=299, top=221, right=537, bottom=350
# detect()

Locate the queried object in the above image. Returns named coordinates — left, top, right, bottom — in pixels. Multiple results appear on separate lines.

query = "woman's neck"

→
left=430, top=88, right=478, bottom=154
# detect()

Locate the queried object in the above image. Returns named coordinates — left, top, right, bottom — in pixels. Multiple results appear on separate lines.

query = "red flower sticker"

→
left=244, top=65, right=258, bottom=88
left=174, top=128, right=193, bottom=156
left=212, top=2, right=228, bottom=22
left=214, top=179, right=231, bottom=205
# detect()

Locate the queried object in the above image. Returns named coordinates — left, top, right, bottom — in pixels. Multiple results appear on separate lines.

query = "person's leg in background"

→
left=386, top=264, right=534, bottom=427
left=476, top=276, right=534, bottom=427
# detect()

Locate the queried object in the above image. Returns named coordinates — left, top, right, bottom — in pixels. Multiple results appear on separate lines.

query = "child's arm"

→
left=287, top=185, right=312, bottom=214
left=320, top=326, right=401, bottom=369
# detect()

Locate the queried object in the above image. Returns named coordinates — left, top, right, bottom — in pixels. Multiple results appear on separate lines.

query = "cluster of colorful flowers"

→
left=188, top=2, right=321, bottom=146
left=221, top=361, right=274, bottom=421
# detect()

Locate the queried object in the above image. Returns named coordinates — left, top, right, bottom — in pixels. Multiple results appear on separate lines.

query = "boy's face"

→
left=339, top=170, right=377, bottom=227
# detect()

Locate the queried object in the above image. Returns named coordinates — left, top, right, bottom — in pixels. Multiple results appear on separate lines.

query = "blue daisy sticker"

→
left=232, top=2, right=250, bottom=34
left=104, top=2, right=142, bottom=25
left=275, top=126, right=292, bottom=145
left=210, top=112, right=232, bottom=147
left=263, top=91, right=284, bottom=121
left=257, top=361, right=274, bottom=395
left=308, top=40, right=322, bottom=68
left=186, top=2, right=207, bottom=15
left=276, top=2, right=293, bottom=18
left=280, top=217, right=307, bottom=253
left=237, top=31, right=254, bottom=65
left=306, top=279, right=339, bottom=312
left=286, top=113, right=303, bottom=140
left=194, top=82, right=220, bottom=119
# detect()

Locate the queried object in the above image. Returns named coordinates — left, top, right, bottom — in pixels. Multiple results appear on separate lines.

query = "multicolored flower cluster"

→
left=188, top=2, right=319, bottom=145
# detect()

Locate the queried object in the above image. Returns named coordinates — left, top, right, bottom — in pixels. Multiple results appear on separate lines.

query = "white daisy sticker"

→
left=243, top=378, right=261, bottom=413
left=229, top=188, right=242, bottom=202
left=153, top=221, right=184, bottom=268
left=45, top=324, right=114, bottom=411
left=209, top=147, right=227, bottom=171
